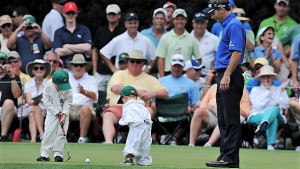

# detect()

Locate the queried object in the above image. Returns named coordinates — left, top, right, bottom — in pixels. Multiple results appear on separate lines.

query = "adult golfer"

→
left=203, top=0, right=246, bottom=168
left=37, top=69, right=72, bottom=162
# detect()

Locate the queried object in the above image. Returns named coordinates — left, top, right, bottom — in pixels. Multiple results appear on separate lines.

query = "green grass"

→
left=0, top=142, right=299, bottom=169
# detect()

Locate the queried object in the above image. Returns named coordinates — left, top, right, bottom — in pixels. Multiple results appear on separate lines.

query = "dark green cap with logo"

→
left=117, top=86, right=138, bottom=104
left=52, top=69, right=71, bottom=90
left=0, top=52, right=7, bottom=61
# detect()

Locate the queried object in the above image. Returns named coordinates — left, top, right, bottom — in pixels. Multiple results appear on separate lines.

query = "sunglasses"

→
left=1, top=23, right=12, bottom=29
left=72, top=64, right=85, bottom=68
left=33, top=66, right=45, bottom=71
left=172, top=59, right=184, bottom=62
left=8, top=59, right=19, bottom=64
left=47, top=60, right=58, bottom=64
left=11, top=15, right=18, bottom=18
left=129, top=60, right=142, bottom=64
left=66, top=11, right=76, bottom=15
left=0, top=61, right=6, bottom=65
left=255, top=66, right=262, bottom=71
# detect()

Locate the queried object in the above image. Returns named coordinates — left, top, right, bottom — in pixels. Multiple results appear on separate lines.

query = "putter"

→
left=58, top=114, right=71, bottom=161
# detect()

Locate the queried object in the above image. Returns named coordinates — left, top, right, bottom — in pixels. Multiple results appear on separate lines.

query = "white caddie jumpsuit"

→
left=40, top=80, right=72, bottom=158
left=119, top=99, right=153, bottom=166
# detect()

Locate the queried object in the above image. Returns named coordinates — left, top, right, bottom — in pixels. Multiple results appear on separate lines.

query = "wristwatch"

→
left=147, top=65, right=152, bottom=70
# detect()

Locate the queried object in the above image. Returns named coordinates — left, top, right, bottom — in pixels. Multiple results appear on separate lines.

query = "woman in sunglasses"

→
left=17, top=59, right=51, bottom=142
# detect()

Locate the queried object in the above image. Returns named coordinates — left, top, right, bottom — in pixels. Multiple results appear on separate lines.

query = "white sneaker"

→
left=267, top=145, right=275, bottom=151
left=188, top=144, right=195, bottom=147
left=78, top=137, right=87, bottom=143
left=295, top=146, right=300, bottom=152
left=204, top=143, right=212, bottom=147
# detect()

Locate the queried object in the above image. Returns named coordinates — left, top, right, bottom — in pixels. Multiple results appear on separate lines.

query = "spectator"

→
left=156, top=8, right=201, bottom=77
left=7, top=51, right=31, bottom=106
left=11, top=6, right=28, bottom=28
left=102, top=50, right=168, bottom=143
left=278, top=23, right=300, bottom=60
left=100, top=12, right=156, bottom=74
left=43, top=51, right=60, bottom=81
left=67, top=54, right=98, bottom=143
left=118, top=86, right=153, bottom=166
left=154, top=53, right=200, bottom=145
left=183, top=59, right=205, bottom=96
left=7, top=14, right=53, bottom=73
left=0, top=15, right=14, bottom=54
left=42, top=0, right=67, bottom=41
left=92, top=4, right=125, bottom=92
left=190, top=12, right=218, bottom=76
left=118, top=53, right=129, bottom=70
left=251, top=26, right=281, bottom=73
left=291, top=34, right=300, bottom=92
left=0, top=52, right=22, bottom=141
left=53, top=1, right=92, bottom=67
left=248, top=65, right=289, bottom=150
left=188, top=84, right=250, bottom=147
left=203, top=0, right=246, bottom=167
left=17, top=59, right=51, bottom=142
left=162, top=1, right=177, bottom=31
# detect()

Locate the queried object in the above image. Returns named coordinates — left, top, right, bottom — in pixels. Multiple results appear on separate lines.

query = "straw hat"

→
left=125, top=50, right=148, bottom=64
left=66, top=54, right=92, bottom=71
left=254, top=65, right=278, bottom=79
left=26, top=59, right=51, bottom=78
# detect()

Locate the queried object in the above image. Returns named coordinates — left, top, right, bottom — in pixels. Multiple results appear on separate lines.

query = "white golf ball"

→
left=85, top=158, right=90, bottom=163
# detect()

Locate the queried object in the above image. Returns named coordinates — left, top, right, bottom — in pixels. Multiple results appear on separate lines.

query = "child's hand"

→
left=60, top=114, right=67, bottom=125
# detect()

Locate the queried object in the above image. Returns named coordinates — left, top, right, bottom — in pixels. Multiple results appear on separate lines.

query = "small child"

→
left=37, top=69, right=73, bottom=162
left=118, top=86, right=153, bottom=166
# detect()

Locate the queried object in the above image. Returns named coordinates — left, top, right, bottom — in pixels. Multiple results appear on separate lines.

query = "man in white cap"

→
left=92, top=4, right=125, bottom=91
left=0, top=15, right=14, bottom=54
left=154, top=53, right=200, bottom=145
left=156, top=8, right=201, bottom=77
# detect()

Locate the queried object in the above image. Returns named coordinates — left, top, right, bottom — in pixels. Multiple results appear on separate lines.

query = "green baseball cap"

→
left=118, top=52, right=129, bottom=62
left=117, top=86, right=138, bottom=104
left=52, top=69, right=71, bottom=90
left=22, top=14, right=36, bottom=24
left=0, top=52, right=8, bottom=61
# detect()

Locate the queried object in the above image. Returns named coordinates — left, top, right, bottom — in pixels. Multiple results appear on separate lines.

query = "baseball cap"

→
left=163, top=1, right=177, bottom=9
left=171, top=53, right=184, bottom=67
left=124, top=12, right=139, bottom=21
left=257, top=26, right=275, bottom=42
left=203, top=1, right=231, bottom=13
left=229, top=0, right=235, bottom=7
left=153, top=8, right=167, bottom=19
left=118, top=52, right=129, bottom=62
left=52, top=69, right=71, bottom=90
left=22, top=14, right=36, bottom=24
left=106, top=4, right=121, bottom=14
left=193, top=12, right=207, bottom=22
left=7, top=51, right=20, bottom=60
left=184, top=59, right=205, bottom=71
left=0, top=52, right=8, bottom=61
left=173, top=8, right=187, bottom=18
left=52, top=0, right=67, bottom=5
left=276, top=0, right=289, bottom=6
left=63, top=2, right=78, bottom=13
left=0, top=15, right=12, bottom=26
left=117, top=86, right=138, bottom=104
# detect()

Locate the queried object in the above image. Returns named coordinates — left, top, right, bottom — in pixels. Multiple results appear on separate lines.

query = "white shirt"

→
left=119, top=99, right=152, bottom=126
left=249, top=84, right=289, bottom=122
left=42, top=9, right=64, bottom=41
left=0, top=34, right=10, bottom=54
left=191, top=29, right=219, bottom=75
left=100, top=31, right=156, bottom=68
left=24, top=77, right=46, bottom=97
left=69, top=72, right=98, bottom=106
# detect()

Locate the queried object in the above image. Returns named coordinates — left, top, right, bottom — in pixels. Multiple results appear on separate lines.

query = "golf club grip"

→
left=57, top=114, right=66, bottom=136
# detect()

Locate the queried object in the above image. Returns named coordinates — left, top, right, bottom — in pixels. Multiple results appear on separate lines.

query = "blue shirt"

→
left=215, top=13, right=246, bottom=69
left=250, top=45, right=282, bottom=64
left=246, top=79, right=281, bottom=93
left=159, top=75, right=200, bottom=106
left=140, top=26, right=167, bottom=48
left=291, top=34, right=300, bottom=69
left=211, top=22, right=252, bottom=37
left=16, top=35, right=46, bottom=73
left=53, top=24, right=92, bottom=65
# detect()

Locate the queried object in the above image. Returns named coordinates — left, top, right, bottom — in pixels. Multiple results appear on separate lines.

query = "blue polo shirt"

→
left=291, top=34, right=300, bottom=69
left=16, top=34, right=46, bottom=73
left=141, top=26, right=167, bottom=48
left=215, top=13, right=246, bottom=69
left=250, top=45, right=281, bottom=65
left=53, top=24, right=92, bottom=65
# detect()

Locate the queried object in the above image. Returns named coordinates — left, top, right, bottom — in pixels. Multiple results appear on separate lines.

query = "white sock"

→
left=78, top=137, right=86, bottom=143
left=203, top=143, right=212, bottom=147
left=267, top=145, right=275, bottom=150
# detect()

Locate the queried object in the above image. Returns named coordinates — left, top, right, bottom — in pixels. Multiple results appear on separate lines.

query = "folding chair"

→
left=153, top=93, right=190, bottom=144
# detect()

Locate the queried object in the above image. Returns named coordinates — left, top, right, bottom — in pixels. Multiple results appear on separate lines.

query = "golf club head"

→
left=66, top=153, right=71, bottom=161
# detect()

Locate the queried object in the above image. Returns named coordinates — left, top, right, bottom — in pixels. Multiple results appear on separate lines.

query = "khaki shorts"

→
left=201, top=109, right=218, bottom=132
left=69, top=105, right=96, bottom=121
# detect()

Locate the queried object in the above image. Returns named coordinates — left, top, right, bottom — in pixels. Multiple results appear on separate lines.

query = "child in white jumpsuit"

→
left=37, top=69, right=72, bottom=162
left=118, top=86, right=153, bottom=166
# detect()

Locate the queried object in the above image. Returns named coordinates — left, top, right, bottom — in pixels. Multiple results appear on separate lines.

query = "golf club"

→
left=58, top=114, right=71, bottom=161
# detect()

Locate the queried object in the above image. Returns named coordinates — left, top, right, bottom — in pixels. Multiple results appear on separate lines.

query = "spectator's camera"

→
left=0, top=66, right=6, bottom=71
left=26, top=23, right=33, bottom=30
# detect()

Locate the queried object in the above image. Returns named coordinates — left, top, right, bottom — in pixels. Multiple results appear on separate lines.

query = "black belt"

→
left=215, top=65, right=241, bottom=73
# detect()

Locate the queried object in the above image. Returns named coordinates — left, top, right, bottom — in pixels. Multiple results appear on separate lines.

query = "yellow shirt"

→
left=107, top=69, right=166, bottom=106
